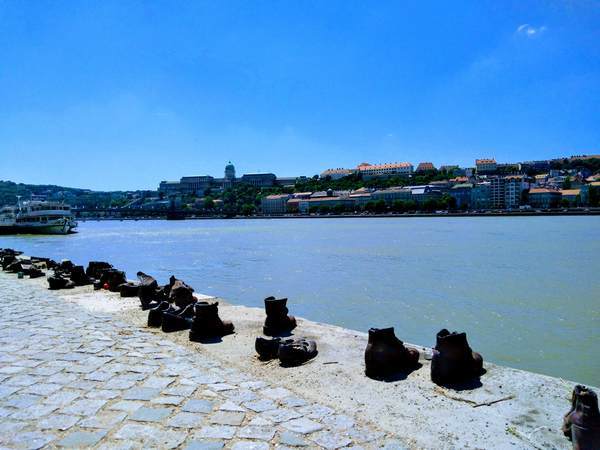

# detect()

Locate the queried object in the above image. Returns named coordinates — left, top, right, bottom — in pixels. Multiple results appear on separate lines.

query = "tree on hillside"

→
left=241, top=203, right=255, bottom=216
left=392, top=200, right=406, bottom=212
left=374, top=199, right=387, bottom=213
left=333, top=204, right=346, bottom=214
left=422, top=199, right=439, bottom=212
left=204, top=196, right=215, bottom=209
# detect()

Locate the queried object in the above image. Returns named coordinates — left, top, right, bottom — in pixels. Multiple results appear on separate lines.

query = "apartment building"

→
left=476, top=158, right=497, bottom=174
left=356, top=162, right=413, bottom=178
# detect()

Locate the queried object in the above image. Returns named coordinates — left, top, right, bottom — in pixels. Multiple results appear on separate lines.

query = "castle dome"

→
left=224, top=162, right=236, bottom=179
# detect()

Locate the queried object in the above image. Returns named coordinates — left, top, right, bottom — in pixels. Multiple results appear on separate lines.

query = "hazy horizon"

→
left=1, top=1, right=599, bottom=191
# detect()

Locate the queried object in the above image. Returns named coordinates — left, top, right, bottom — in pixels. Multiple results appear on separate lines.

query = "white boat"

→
left=0, top=199, right=77, bottom=235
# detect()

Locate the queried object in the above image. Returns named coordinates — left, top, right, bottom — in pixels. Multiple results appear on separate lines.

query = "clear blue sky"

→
left=1, top=1, right=599, bottom=191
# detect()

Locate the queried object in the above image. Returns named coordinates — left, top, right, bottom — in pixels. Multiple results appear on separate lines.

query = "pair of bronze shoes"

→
left=147, top=300, right=234, bottom=340
left=364, top=327, right=484, bottom=384
left=255, top=337, right=318, bottom=367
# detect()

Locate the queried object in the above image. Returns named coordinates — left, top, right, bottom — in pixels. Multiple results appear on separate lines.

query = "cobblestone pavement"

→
left=0, top=275, right=401, bottom=449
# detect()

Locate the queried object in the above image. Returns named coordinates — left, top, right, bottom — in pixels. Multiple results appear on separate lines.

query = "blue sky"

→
left=1, top=1, right=599, bottom=191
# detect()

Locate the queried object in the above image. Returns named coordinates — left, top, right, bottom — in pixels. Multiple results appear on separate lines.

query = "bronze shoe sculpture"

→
left=364, top=327, right=419, bottom=379
left=147, top=301, right=173, bottom=328
left=278, top=338, right=318, bottom=367
left=430, top=328, right=483, bottom=386
left=162, top=303, right=196, bottom=333
left=263, top=296, right=297, bottom=336
left=563, top=385, right=600, bottom=449
left=189, top=302, right=234, bottom=342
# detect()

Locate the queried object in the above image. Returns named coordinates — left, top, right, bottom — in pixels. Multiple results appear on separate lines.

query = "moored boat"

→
left=0, top=199, right=77, bottom=235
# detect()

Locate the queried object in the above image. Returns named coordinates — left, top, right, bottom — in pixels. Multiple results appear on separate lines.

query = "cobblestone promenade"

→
left=0, top=276, right=399, bottom=449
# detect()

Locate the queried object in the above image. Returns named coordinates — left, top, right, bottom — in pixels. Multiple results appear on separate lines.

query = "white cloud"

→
left=516, top=24, right=547, bottom=37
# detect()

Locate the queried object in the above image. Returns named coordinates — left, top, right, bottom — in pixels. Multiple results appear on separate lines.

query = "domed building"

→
left=223, top=162, right=236, bottom=188
left=225, top=162, right=236, bottom=180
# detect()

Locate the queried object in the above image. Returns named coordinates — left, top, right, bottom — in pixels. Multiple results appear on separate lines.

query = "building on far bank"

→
left=408, top=185, right=443, bottom=205
left=439, top=165, right=460, bottom=175
left=521, top=160, right=551, bottom=173
left=528, top=188, right=561, bottom=208
left=276, top=177, right=299, bottom=187
left=533, top=174, right=549, bottom=186
left=298, top=196, right=354, bottom=214
left=490, top=175, right=528, bottom=209
left=560, top=189, right=581, bottom=206
left=239, top=173, right=277, bottom=187
left=450, top=183, right=473, bottom=209
left=223, top=162, right=236, bottom=188
left=371, top=187, right=412, bottom=205
left=416, top=162, right=435, bottom=173
left=320, top=168, right=353, bottom=180
left=261, top=194, right=292, bottom=215
left=348, top=191, right=373, bottom=208
left=356, top=162, right=413, bottom=178
left=476, top=158, right=497, bottom=174
left=471, top=182, right=492, bottom=209
left=180, top=176, right=214, bottom=195
left=157, top=162, right=302, bottom=194
left=158, top=181, right=182, bottom=196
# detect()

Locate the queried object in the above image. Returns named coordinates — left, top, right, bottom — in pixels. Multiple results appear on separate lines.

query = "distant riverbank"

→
left=77, top=207, right=600, bottom=221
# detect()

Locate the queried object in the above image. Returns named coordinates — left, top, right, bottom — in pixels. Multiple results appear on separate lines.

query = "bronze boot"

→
left=263, top=296, right=297, bottom=336
left=147, top=301, right=173, bottom=328
left=189, top=302, right=234, bottom=342
left=430, top=329, right=483, bottom=386
left=168, top=278, right=195, bottom=308
left=162, top=303, right=196, bottom=333
left=564, top=385, right=586, bottom=438
left=278, top=338, right=318, bottom=367
left=137, top=271, right=159, bottom=309
left=364, top=327, right=419, bottom=379
left=564, top=386, right=600, bottom=449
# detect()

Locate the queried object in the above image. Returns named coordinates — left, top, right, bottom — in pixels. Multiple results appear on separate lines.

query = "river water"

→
left=1, top=217, right=598, bottom=385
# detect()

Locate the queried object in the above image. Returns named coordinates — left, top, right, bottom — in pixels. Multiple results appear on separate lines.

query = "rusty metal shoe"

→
left=564, top=385, right=586, bottom=438
left=277, top=338, right=318, bottom=367
left=29, top=267, right=45, bottom=279
left=254, top=337, right=296, bottom=360
left=364, top=327, right=420, bottom=379
left=119, top=282, right=140, bottom=298
left=99, top=269, right=127, bottom=292
left=162, top=303, right=196, bottom=333
left=48, top=275, right=75, bottom=290
left=430, top=329, right=483, bottom=386
left=86, top=261, right=113, bottom=279
left=137, top=271, right=159, bottom=308
left=169, top=278, right=195, bottom=308
left=563, top=385, right=600, bottom=448
left=70, top=265, right=93, bottom=286
left=147, top=301, right=173, bottom=328
left=255, top=337, right=282, bottom=360
left=189, top=302, right=234, bottom=342
left=263, top=296, right=297, bottom=336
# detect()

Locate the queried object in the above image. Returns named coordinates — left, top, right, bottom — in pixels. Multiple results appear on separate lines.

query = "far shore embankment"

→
left=76, top=208, right=600, bottom=221
left=12, top=272, right=588, bottom=449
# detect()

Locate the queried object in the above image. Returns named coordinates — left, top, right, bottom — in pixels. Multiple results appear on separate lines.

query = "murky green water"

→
left=2, top=217, right=598, bottom=385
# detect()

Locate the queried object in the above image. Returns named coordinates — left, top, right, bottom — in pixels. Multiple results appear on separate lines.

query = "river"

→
left=1, top=217, right=598, bottom=385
